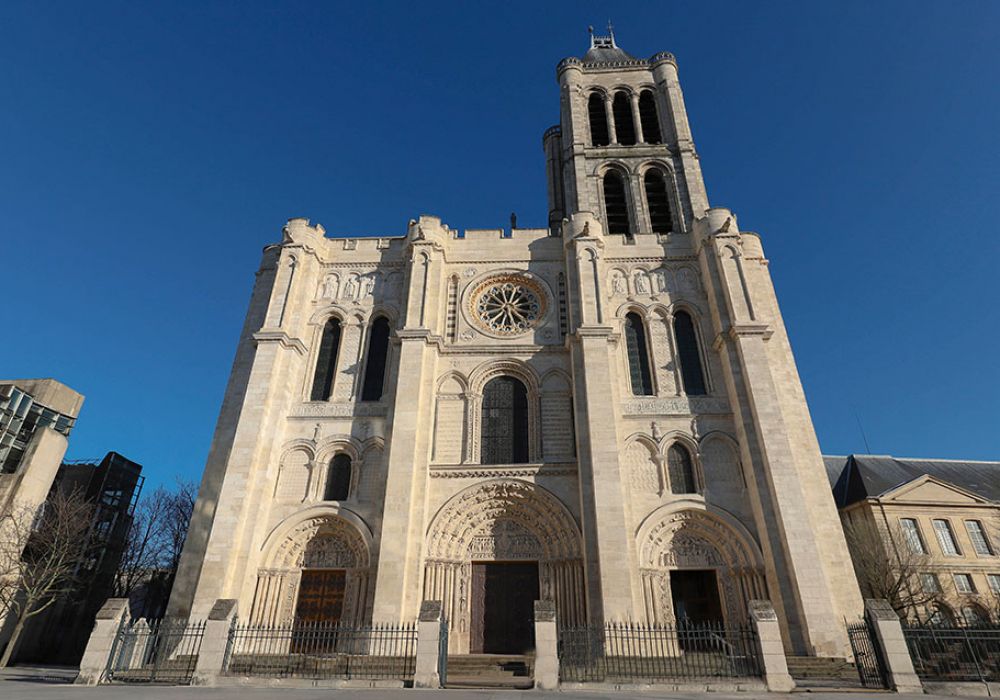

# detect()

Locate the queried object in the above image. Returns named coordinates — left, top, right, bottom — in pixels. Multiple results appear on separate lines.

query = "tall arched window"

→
left=310, top=318, right=342, bottom=401
left=638, top=90, right=661, bottom=144
left=324, top=454, right=352, bottom=501
left=667, top=444, right=697, bottom=494
left=674, top=311, right=707, bottom=395
left=481, top=376, right=529, bottom=464
left=603, top=172, right=631, bottom=235
left=588, top=94, right=610, bottom=147
left=624, top=313, right=654, bottom=396
left=644, top=170, right=674, bottom=234
left=612, top=92, right=636, bottom=145
left=360, top=316, right=390, bottom=401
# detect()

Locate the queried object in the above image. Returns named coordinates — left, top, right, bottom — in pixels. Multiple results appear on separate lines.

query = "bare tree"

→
left=112, top=480, right=196, bottom=614
left=0, top=489, right=94, bottom=667
left=842, top=517, right=940, bottom=620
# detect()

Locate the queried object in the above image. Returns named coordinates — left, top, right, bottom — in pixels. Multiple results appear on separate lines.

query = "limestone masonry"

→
left=167, top=30, right=864, bottom=657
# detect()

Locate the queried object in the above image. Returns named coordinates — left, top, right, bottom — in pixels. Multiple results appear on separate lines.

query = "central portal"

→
left=670, top=569, right=723, bottom=624
left=470, top=561, right=539, bottom=654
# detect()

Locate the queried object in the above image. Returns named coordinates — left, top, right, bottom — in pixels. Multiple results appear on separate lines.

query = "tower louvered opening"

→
left=638, top=90, right=661, bottom=144
left=588, top=93, right=610, bottom=146
left=644, top=170, right=674, bottom=234
left=603, top=172, right=631, bottom=235
left=612, top=92, right=636, bottom=145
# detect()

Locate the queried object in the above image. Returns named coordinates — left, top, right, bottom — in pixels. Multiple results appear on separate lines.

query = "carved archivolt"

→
left=425, top=479, right=581, bottom=561
left=270, top=515, right=369, bottom=570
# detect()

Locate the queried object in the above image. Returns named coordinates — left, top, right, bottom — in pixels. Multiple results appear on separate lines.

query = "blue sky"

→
left=1, top=1, right=997, bottom=489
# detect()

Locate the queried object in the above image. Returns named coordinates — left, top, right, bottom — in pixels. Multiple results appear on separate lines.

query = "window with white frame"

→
left=953, top=573, right=975, bottom=594
left=933, top=519, right=960, bottom=556
left=988, top=573, right=1000, bottom=594
left=965, top=520, right=994, bottom=556
left=921, top=573, right=941, bottom=593
left=900, top=518, right=926, bottom=554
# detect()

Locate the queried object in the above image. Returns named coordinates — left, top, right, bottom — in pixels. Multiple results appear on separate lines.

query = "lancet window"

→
left=310, top=318, right=342, bottom=401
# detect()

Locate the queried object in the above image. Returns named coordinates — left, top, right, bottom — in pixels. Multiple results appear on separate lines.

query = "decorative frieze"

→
left=289, top=402, right=388, bottom=418
left=623, top=396, right=730, bottom=416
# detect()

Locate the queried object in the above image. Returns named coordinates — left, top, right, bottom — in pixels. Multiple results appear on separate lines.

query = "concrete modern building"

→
left=168, top=30, right=863, bottom=658
left=827, top=454, right=1000, bottom=625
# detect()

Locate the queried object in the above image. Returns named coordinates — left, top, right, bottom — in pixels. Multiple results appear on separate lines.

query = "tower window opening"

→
left=360, top=316, right=391, bottom=401
left=638, top=90, right=661, bottom=144
left=481, top=376, right=529, bottom=464
left=612, top=92, right=636, bottom=146
left=324, top=454, right=352, bottom=501
left=667, top=444, right=698, bottom=494
left=624, top=313, right=654, bottom=396
left=602, top=172, right=631, bottom=235
left=588, top=94, right=610, bottom=147
left=644, top=170, right=674, bottom=234
left=310, top=318, right=342, bottom=401
left=674, top=311, right=707, bottom=395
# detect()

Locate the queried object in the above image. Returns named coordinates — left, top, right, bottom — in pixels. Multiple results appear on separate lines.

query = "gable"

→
left=882, top=476, right=988, bottom=505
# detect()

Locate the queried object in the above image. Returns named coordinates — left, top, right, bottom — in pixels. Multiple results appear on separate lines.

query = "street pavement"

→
left=0, top=667, right=955, bottom=700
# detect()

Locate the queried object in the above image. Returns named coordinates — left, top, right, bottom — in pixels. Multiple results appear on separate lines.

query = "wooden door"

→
left=295, top=569, right=346, bottom=624
left=470, top=562, right=539, bottom=654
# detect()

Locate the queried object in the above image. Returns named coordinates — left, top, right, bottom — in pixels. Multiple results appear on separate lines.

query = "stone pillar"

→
left=191, top=599, right=238, bottom=686
left=75, top=598, right=130, bottom=686
left=749, top=600, right=795, bottom=692
left=533, top=600, right=559, bottom=690
left=604, top=95, right=617, bottom=144
left=864, top=599, right=922, bottom=693
left=630, top=93, right=644, bottom=144
left=414, top=601, right=444, bottom=689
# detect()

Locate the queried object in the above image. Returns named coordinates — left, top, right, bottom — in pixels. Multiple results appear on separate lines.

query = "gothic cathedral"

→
left=168, top=30, right=863, bottom=657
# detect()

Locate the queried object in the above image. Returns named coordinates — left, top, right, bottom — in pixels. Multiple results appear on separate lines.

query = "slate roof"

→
left=582, top=45, right=638, bottom=64
left=823, top=454, right=1000, bottom=508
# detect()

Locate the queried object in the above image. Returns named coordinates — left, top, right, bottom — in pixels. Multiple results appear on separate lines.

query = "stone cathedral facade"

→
left=168, top=31, right=863, bottom=657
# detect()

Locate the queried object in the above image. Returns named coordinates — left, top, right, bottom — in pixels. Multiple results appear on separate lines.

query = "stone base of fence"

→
left=190, top=598, right=238, bottom=686
left=207, top=676, right=408, bottom=689
left=749, top=599, right=795, bottom=692
left=75, top=598, right=130, bottom=686
left=864, top=599, right=922, bottom=693
left=921, top=681, right=1000, bottom=697
left=560, top=680, right=767, bottom=692
left=414, top=600, right=444, bottom=689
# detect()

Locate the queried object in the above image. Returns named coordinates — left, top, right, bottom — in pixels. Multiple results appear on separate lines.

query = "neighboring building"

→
left=0, top=379, right=84, bottom=515
left=826, top=454, right=1000, bottom=625
left=168, top=29, right=863, bottom=658
left=9, top=452, right=143, bottom=664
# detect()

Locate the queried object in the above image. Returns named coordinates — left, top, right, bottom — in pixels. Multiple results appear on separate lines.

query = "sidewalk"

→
left=0, top=667, right=945, bottom=700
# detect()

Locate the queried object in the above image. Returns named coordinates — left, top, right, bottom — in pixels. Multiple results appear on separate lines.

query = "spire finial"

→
left=607, top=20, right=616, bottom=47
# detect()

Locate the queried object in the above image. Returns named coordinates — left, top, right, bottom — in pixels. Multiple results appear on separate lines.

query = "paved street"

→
left=0, top=667, right=959, bottom=700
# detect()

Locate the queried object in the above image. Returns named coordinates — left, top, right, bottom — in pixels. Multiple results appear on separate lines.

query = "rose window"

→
left=469, top=275, right=546, bottom=337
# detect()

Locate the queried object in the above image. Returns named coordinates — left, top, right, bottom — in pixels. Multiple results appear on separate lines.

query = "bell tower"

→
left=544, top=24, right=709, bottom=235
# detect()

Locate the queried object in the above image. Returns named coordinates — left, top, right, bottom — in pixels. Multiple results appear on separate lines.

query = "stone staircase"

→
left=785, top=656, right=861, bottom=686
left=444, top=654, right=534, bottom=689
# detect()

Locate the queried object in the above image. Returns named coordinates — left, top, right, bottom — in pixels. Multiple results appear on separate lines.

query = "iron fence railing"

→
left=223, top=620, right=418, bottom=681
left=902, top=622, right=1000, bottom=682
left=105, top=618, right=205, bottom=684
left=558, top=621, right=762, bottom=682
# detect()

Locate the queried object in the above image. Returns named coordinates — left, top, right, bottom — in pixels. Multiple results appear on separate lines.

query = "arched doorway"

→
left=252, top=510, right=372, bottom=627
left=637, top=506, right=765, bottom=626
left=424, top=479, right=584, bottom=653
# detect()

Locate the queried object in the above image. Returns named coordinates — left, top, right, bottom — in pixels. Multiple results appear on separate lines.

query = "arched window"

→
left=674, top=311, right=707, bottom=395
left=481, top=376, right=529, bottom=464
left=929, top=604, right=956, bottom=627
left=360, top=316, right=390, bottom=401
left=603, top=172, right=631, bottom=235
left=638, top=90, right=661, bottom=144
left=962, top=605, right=988, bottom=627
left=324, top=454, right=352, bottom=501
left=624, top=313, right=654, bottom=395
left=588, top=94, right=610, bottom=147
left=667, top=444, right=697, bottom=494
left=612, top=92, right=636, bottom=145
left=644, top=170, right=674, bottom=234
left=310, top=318, right=342, bottom=401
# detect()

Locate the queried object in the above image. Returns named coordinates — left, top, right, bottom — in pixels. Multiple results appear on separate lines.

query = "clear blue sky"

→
left=2, top=1, right=997, bottom=489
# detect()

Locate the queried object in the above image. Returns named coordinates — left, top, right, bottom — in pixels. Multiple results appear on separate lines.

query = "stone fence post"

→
left=191, top=599, right=238, bottom=686
left=749, top=600, right=795, bottom=692
left=533, top=600, right=559, bottom=690
left=864, top=598, right=922, bottom=693
left=414, top=600, right=445, bottom=689
left=75, top=598, right=130, bottom=685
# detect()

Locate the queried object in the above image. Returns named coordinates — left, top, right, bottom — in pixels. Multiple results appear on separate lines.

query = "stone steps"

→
left=785, top=656, right=859, bottom=681
left=444, top=654, right=533, bottom=689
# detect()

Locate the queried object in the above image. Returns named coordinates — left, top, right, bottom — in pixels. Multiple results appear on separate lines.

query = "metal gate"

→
left=438, top=617, right=449, bottom=687
left=846, top=620, right=889, bottom=689
left=105, top=618, right=205, bottom=684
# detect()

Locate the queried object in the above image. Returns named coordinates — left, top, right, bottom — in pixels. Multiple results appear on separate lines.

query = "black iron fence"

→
left=846, top=619, right=889, bottom=688
left=902, top=622, right=1000, bottom=682
left=558, top=621, right=762, bottom=683
left=223, top=620, right=418, bottom=681
left=105, top=618, right=205, bottom=684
